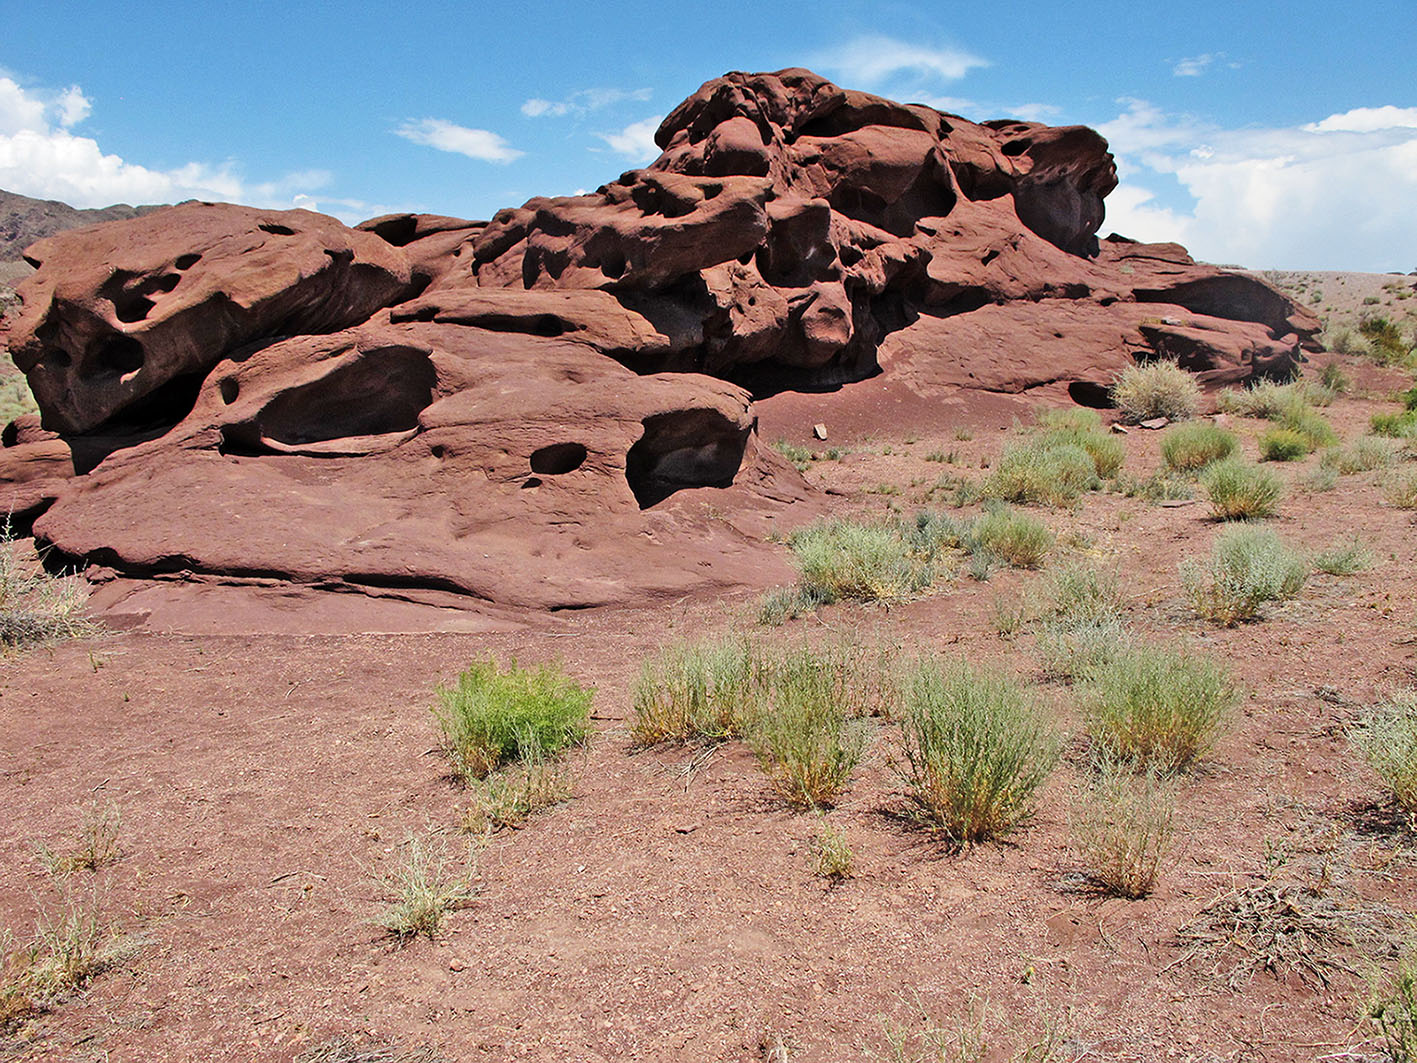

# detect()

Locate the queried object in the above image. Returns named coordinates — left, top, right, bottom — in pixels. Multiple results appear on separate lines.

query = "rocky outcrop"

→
left=0, top=68, right=1319, bottom=615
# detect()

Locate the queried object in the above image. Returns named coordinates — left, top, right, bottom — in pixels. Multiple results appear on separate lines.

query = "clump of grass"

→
left=1199, top=459, right=1282, bottom=520
left=1117, top=469, right=1195, bottom=502
left=1360, top=316, right=1415, bottom=366
left=1318, top=362, right=1350, bottom=393
left=787, top=518, right=930, bottom=605
left=433, top=660, right=592, bottom=782
left=1110, top=360, right=1200, bottom=424
left=1322, top=436, right=1398, bottom=475
left=1036, top=616, right=1130, bottom=682
left=1, top=892, right=140, bottom=1028
left=1352, top=690, right=1417, bottom=822
left=373, top=833, right=478, bottom=942
left=1275, top=405, right=1338, bottom=449
left=460, top=741, right=575, bottom=835
left=1045, top=561, right=1122, bottom=624
left=36, top=799, right=120, bottom=877
left=1372, top=411, right=1417, bottom=438
left=1369, top=950, right=1417, bottom=1062
left=1071, top=756, right=1177, bottom=899
left=756, top=584, right=827, bottom=626
left=990, top=594, right=1028, bottom=638
left=986, top=440, right=1098, bottom=506
left=967, top=506, right=1052, bottom=568
left=1035, top=409, right=1126, bottom=477
left=771, top=439, right=812, bottom=471
left=1258, top=427, right=1312, bottom=462
left=1385, top=468, right=1417, bottom=509
left=1181, top=525, right=1308, bottom=625
left=808, top=821, right=854, bottom=880
left=0, top=525, right=93, bottom=649
left=746, top=669, right=870, bottom=809
left=631, top=638, right=761, bottom=745
left=1217, top=379, right=1324, bottom=419
left=1080, top=646, right=1238, bottom=771
left=897, top=661, right=1060, bottom=844
left=1313, top=538, right=1373, bottom=576
left=1161, top=422, right=1238, bottom=472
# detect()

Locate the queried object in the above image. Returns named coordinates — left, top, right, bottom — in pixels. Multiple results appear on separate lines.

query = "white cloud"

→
left=394, top=118, right=523, bottom=163
left=1099, top=97, right=1417, bottom=270
left=595, top=117, right=662, bottom=163
left=1172, top=54, right=1216, bottom=77
left=0, top=74, right=327, bottom=210
left=1304, top=105, right=1417, bottom=133
left=812, top=34, right=988, bottom=89
left=522, top=87, right=651, bottom=119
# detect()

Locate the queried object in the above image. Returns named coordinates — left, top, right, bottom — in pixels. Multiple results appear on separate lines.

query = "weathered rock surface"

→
left=0, top=68, right=1319, bottom=617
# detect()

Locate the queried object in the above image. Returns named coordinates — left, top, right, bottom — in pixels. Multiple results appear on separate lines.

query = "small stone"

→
left=1110, top=423, right=1129, bottom=434
left=1138, top=416, right=1170, bottom=430
left=812, top=423, right=828, bottom=440
left=449, top=958, right=466, bottom=972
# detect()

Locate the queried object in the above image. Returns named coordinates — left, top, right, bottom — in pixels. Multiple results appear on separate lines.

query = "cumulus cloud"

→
left=521, top=87, right=651, bottom=119
left=1172, top=54, right=1216, bottom=77
left=394, top=118, right=523, bottom=163
left=812, top=34, right=988, bottom=89
left=594, top=117, right=662, bottom=163
left=0, top=73, right=329, bottom=210
left=1098, top=97, right=1417, bottom=270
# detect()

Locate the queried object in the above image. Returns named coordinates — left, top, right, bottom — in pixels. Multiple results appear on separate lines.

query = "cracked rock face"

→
left=0, top=68, right=1318, bottom=614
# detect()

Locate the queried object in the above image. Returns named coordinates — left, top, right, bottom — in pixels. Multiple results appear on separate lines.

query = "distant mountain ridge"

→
left=0, top=189, right=167, bottom=263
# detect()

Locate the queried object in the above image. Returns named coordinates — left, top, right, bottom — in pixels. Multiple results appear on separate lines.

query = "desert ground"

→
left=4, top=274, right=1417, bottom=1062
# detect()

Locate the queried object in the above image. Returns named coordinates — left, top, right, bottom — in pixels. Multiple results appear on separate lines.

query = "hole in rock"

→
left=113, top=296, right=155, bottom=324
left=1001, top=139, right=1030, bottom=157
left=259, top=222, right=296, bottom=236
left=521, top=476, right=542, bottom=490
left=219, top=378, right=239, bottom=404
left=430, top=444, right=446, bottom=459
left=94, top=335, right=145, bottom=375
left=599, top=251, right=626, bottom=280
left=253, top=345, right=437, bottom=446
left=625, top=410, right=750, bottom=509
left=530, top=442, right=588, bottom=475
left=1068, top=381, right=1114, bottom=409
left=174, top=253, right=202, bottom=270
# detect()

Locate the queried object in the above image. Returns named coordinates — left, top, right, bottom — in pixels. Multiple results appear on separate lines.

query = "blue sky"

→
left=2, top=0, right=1414, bottom=270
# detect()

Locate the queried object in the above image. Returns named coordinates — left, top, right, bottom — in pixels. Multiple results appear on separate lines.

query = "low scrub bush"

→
left=373, top=834, right=478, bottom=942
left=1081, top=646, right=1238, bottom=771
left=1360, top=316, right=1415, bottom=366
left=1181, top=525, right=1307, bottom=625
left=0, top=526, right=92, bottom=650
left=1218, top=379, right=1330, bottom=419
left=1322, top=436, right=1398, bottom=475
left=1275, top=405, right=1338, bottom=449
left=1258, top=427, right=1312, bottom=462
left=1386, top=468, right=1417, bottom=509
left=746, top=670, right=870, bottom=810
left=433, top=660, right=592, bottom=782
left=788, top=518, right=930, bottom=605
left=1110, top=361, right=1200, bottom=424
left=897, top=661, right=1060, bottom=843
left=631, top=638, right=761, bottom=745
left=460, top=746, right=575, bottom=835
left=1118, top=469, right=1194, bottom=502
left=1313, top=538, right=1373, bottom=576
left=1036, top=616, right=1130, bottom=683
left=1045, top=560, right=1123, bottom=625
left=1372, top=411, right=1417, bottom=438
left=808, top=821, right=854, bottom=880
left=1035, top=410, right=1125, bottom=478
left=987, top=440, right=1098, bottom=506
left=1161, top=422, right=1238, bottom=472
left=1071, top=756, right=1177, bottom=899
left=967, top=507, right=1053, bottom=568
left=1352, top=690, right=1417, bottom=821
left=1318, top=362, right=1350, bottom=393
left=1199, top=459, right=1282, bottom=520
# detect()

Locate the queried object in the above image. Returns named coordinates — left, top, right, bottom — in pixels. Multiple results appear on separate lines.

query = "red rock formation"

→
left=0, top=68, right=1319, bottom=614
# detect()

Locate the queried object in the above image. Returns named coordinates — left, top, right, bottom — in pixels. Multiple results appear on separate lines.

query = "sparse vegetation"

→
left=747, top=672, right=870, bottom=809
left=460, top=740, right=575, bottom=835
left=1199, top=459, right=1283, bottom=520
left=1110, top=360, right=1200, bottom=424
left=897, top=661, right=1060, bottom=844
left=967, top=506, right=1053, bottom=568
left=433, top=659, right=592, bottom=782
left=1313, top=538, right=1373, bottom=576
left=1323, top=436, right=1398, bottom=475
left=1071, top=756, right=1177, bottom=899
left=1160, top=422, right=1237, bottom=471
left=1386, top=468, right=1417, bottom=509
left=1181, top=525, right=1308, bottom=625
left=373, top=833, right=478, bottom=942
left=808, top=821, right=855, bottom=880
left=631, top=637, right=762, bottom=745
left=36, top=799, right=121, bottom=877
left=786, top=518, right=933, bottom=605
left=986, top=439, right=1098, bottom=506
left=0, top=524, right=92, bottom=649
left=1369, top=950, right=1417, bottom=1062
left=1081, top=645, right=1237, bottom=771
left=1352, top=690, right=1417, bottom=823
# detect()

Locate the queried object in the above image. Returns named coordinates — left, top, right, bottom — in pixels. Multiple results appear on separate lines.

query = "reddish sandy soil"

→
left=4, top=349, right=1417, bottom=1062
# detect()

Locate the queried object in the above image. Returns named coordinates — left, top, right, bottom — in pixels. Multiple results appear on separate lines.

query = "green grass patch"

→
left=1199, top=459, right=1283, bottom=520
left=967, top=507, right=1053, bottom=568
left=1161, top=422, right=1238, bottom=472
left=1257, top=427, right=1312, bottom=462
left=1181, top=525, right=1308, bottom=625
left=1110, top=361, right=1200, bottom=424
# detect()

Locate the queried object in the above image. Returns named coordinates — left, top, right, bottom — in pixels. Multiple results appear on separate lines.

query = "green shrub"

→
left=1360, top=316, right=1414, bottom=365
left=1257, top=427, right=1312, bottom=462
left=1199, top=459, right=1282, bottom=520
left=1372, top=411, right=1417, bottom=438
left=746, top=677, right=869, bottom=809
left=808, top=821, right=854, bottom=880
left=1274, top=405, right=1338, bottom=448
left=897, top=661, right=1060, bottom=843
left=1352, top=690, right=1417, bottom=820
left=1118, top=469, right=1195, bottom=502
left=1071, top=756, right=1177, bottom=899
left=1180, top=525, right=1308, bottom=625
left=1035, top=410, right=1126, bottom=478
left=986, top=440, right=1098, bottom=506
left=1318, top=362, right=1350, bottom=393
left=460, top=745, right=575, bottom=835
left=787, top=518, right=929, bottom=604
left=1081, top=646, right=1237, bottom=771
left=967, top=507, right=1053, bottom=568
left=1368, top=950, right=1417, bottom=1062
left=771, top=439, right=812, bottom=471
left=1044, top=561, right=1123, bottom=625
left=1110, top=361, right=1200, bottom=424
left=433, top=660, right=592, bottom=781
left=1036, top=616, right=1130, bottom=683
left=1161, top=423, right=1238, bottom=471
